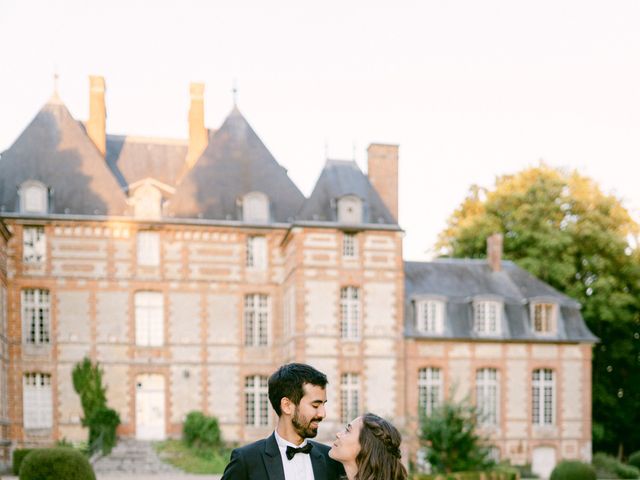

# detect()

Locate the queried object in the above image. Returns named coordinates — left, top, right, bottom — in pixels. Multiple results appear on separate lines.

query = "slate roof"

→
left=105, top=134, right=188, bottom=189
left=404, top=259, right=597, bottom=343
left=0, top=96, right=129, bottom=216
left=167, top=107, right=305, bottom=222
left=296, top=159, right=397, bottom=225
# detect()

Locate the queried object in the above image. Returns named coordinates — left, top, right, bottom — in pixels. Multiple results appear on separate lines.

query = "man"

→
left=221, top=363, right=344, bottom=480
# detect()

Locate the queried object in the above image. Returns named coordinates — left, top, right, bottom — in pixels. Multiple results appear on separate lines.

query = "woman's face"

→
left=328, top=416, right=363, bottom=464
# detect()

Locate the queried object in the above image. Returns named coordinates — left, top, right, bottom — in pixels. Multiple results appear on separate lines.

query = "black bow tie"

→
left=286, top=443, right=313, bottom=460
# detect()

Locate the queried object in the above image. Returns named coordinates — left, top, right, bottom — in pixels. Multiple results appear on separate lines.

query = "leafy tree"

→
left=419, top=396, right=494, bottom=474
left=72, top=357, right=121, bottom=456
left=436, top=163, right=640, bottom=456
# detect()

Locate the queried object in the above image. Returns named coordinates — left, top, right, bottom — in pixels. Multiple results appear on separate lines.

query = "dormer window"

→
left=473, top=300, right=502, bottom=335
left=19, top=181, right=48, bottom=213
left=532, top=303, right=557, bottom=334
left=132, top=183, right=162, bottom=219
left=337, top=195, right=363, bottom=224
left=243, top=192, right=269, bottom=223
left=416, top=299, right=445, bottom=334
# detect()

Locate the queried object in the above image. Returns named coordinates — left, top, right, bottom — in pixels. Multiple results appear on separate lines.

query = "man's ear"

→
left=280, top=397, right=294, bottom=416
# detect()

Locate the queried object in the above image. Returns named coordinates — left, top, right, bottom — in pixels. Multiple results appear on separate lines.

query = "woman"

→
left=328, top=412, right=408, bottom=480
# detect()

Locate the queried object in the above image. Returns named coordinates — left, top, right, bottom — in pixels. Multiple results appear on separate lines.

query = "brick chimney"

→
left=186, top=82, right=207, bottom=169
left=87, top=75, right=106, bottom=156
left=487, top=233, right=503, bottom=272
left=367, top=143, right=399, bottom=221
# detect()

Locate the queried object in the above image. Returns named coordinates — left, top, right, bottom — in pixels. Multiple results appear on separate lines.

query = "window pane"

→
left=137, top=232, right=160, bottom=266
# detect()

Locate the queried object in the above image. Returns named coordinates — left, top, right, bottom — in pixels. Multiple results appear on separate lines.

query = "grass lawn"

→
left=153, top=439, right=233, bottom=474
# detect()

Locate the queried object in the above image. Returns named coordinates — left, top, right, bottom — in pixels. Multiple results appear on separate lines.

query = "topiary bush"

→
left=18, top=447, right=96, bottom=480
left=87, top=406, right=121, bottom=455
left=12, top=449, right=35, bottom=475
left=550, top=460, right=596, bottom=480
left=183, top=411, right=222, bottom=449
left=629, top=451, right=640, bottom=471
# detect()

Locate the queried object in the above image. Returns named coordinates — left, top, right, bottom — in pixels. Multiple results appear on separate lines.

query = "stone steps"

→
left=92, top=439, right=180, bottom=474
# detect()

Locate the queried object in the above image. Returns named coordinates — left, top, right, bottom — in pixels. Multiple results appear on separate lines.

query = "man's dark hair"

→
left=268, top=363, right=328, bottom=416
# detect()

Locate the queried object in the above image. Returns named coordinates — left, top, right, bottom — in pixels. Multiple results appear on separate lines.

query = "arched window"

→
left=337, top=195, right=363, bottom=224
left=242, top=192, right=269, bottom=223
left=19, top=180, right=48, bottom=213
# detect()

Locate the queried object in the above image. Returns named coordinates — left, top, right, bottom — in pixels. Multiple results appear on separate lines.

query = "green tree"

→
left=419, top=396, right=494, bottom=474
left=436, top=163, right=640, bottom=456
left=72, top=357, right=121, bottom=456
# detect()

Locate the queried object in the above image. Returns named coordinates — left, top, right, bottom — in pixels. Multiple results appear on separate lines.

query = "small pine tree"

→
left=419, top=396, right=494, bottom=474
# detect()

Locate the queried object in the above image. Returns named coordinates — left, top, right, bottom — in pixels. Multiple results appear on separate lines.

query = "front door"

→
left=135, top=374, right=165, bottom=440
left=532, top=446, right=556, bottom=479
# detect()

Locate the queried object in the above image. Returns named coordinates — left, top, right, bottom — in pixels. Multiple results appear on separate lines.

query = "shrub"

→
left=183, top=411, right=222, bottom=449
left=411, top=470, right=518, bottom=480
left=616, top=464, right=640, bottom=479
left=18, top=447, right=95, bottom=480
left=629, top=451, right=640, bottom=471
left=550, top=460, right=596, bottom=480
left=12, top=449, right=35, bottom=475
left=593, top=452, right=640, bottom=479
left=87, top=406, right=121, bottom=455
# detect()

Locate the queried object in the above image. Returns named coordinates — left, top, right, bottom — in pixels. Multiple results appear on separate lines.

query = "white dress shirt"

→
left=274, top=430, right=315, bottom=480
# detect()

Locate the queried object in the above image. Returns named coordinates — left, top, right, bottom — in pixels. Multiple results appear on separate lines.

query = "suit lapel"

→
left=310, top=442, right=327, bottom=480
left=262, top=433, right=286, bottom=480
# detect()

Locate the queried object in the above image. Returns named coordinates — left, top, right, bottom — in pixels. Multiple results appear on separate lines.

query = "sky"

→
left=1, top=0, right=639, bottom=260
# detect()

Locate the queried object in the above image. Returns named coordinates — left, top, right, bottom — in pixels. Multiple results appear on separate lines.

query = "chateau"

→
left=0, top=76, right=596, bottom=477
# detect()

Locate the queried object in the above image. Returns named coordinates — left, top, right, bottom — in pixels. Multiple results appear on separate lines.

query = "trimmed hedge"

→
left=12, top=449, right=35, bottom=475
left=629, top=451, right=640, bottom=471
left=550, top=460, right=596, bottom=480
left=18, top=447, right=96, bottom=480
left=593, top=452, right=640, bottom=479
left=412, top=469, right=519, bottom=480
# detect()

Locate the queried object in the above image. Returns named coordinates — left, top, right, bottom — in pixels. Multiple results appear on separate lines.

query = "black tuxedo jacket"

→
left=221, top=432, right=344, bottom=480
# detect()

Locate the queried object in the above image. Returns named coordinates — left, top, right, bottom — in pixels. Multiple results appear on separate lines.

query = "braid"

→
left=367, top=420, right=402, bottom=459
left=355, top=413, right=408, bottom=480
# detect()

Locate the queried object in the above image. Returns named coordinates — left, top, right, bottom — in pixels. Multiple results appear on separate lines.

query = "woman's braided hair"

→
left=355, top=413, right=407, bottom=480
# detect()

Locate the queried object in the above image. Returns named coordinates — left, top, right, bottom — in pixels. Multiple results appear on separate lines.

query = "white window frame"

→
left=23, top=373, right=53, bottom=429
left=342, top=232, right=358, bottom=258
left=418, top=367, right=442, bottom=416
left=532, top=368, right=555, bottom=426
left=23, top=226, right=46, bottom=264
left=244, top=294, right=270, bottom=346
left=340, top=286, right=360, bottom=340
left=243, top=192, right=269, bottom=223
left=137, top=231, right=160, bottom=266
left=244, top=375, right=269, bottom=427
left=337, top=195, right=363, bottom=224
left=473, top=300, right=502, bottom=335
left=416, top=299, right=445, bottom=334
left=340, top=373, right=360, bottom=423
left=135, top=291, right=164, bottom=346
left=246, top=236, right=267, bottom=270
left=476, top=368, right=499, bottom=427
left=22, top=289, right=50, bottom=345
left=532, top=303, right=557, bottom=334
left=283, top=286, right=296, bottom=339
left=19, top=180, right=48, bottom=214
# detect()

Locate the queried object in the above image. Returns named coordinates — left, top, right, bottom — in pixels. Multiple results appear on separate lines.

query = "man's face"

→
left=291, top=383, right=327, bottom=439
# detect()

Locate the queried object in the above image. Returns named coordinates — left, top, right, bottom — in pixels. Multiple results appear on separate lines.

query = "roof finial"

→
left=232, top=78, right=238, bottom=106
left=49, top=69, right=62, bottom=104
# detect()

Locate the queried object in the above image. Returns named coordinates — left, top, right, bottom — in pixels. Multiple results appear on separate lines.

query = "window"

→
left=132, top=183, right=162, bottom=219
left=533, top=303, right=556, bottom=334
left=23, top=373, right=52, bottom=429
left=22, top=289, right=50, bottom=345
left=135, top=292, right=164, bottom=346
left=340, top=286, right=360, bottom=340
left=417, top=300, right=444, bottom=334
left=337, top=195, right=363, bottom=223
left=532, top=368, right=555, bottom=426
left=245, top=375, right=269, bottom=427
left=23, top=226, right=46, bottom=264
left=246, top=236, right=267, bottom=270
left=283, top=286, right=296, bottom=338
left=19, top=181, right=48, bottom=213
left=474, top=300, right=502, bottom=335
left=476, top=368, right=499, bottom=426
left=244, top=294, right=269, bottom=346
left=243, top=192, right=269, bottom=223
left=341, top=373, right=360, bottom=423
left=342, top=233, right=358, bottom=258
left=418, top=367, right=442, bottom=416
left=137, top=231, right=160, bottom=266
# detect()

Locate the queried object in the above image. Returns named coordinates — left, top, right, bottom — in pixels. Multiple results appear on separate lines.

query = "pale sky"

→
left=1, top=0, right=639, bottom=260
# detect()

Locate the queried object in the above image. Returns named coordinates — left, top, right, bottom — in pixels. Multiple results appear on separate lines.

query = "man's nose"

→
left=317, top=404, right=326, bottom=419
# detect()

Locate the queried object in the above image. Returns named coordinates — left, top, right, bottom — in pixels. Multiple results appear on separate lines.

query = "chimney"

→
left=186, top=82, right=207, bottom=168
left=367, top=143, right=399, bottom=221
left=87, top=75, right=106, bottom=156
left=487, top=233, right=503, bottom=272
